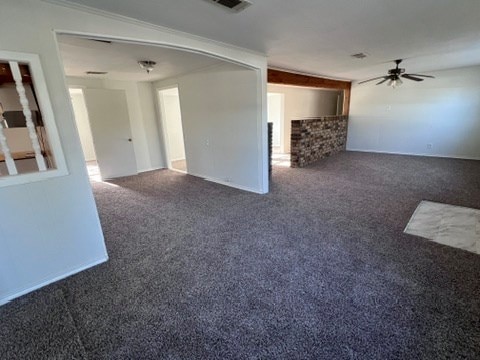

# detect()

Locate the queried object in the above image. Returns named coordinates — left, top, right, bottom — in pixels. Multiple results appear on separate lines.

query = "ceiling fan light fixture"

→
left=390, top=77, right=403, bottom=88
left=359, top=59, right=434, bottom=87
left=138, top=60, right=156, bottom=74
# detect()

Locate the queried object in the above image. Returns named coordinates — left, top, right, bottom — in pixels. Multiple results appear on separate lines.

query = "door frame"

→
left=69, top=86, right=101, bottom=178
left=69, top=86, right=137, bottom=180
left=156, top=85, right=187, bottom=174
left=54, top=30, right=269, bottom=193
left=69, top=87, right=97, bottom=160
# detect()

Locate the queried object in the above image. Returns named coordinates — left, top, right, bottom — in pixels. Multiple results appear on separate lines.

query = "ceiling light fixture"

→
left=388, top=76, right=403, bottom=88
left=138, top=60, right=156, bottom=74
left=359, top=59, right=434, bottom=88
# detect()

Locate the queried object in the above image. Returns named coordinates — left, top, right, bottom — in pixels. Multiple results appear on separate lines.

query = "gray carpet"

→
left=2, top=151, right=480, bottom=359
left=0, top=289, right=87, bottom=359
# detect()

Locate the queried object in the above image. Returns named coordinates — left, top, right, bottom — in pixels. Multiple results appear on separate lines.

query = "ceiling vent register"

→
left=351, top=53, right=367, bottom=59
left=204, top=0, right=252, bottom=12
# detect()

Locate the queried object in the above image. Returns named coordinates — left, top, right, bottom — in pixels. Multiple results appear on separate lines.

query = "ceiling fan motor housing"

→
left=388, top=68, right=405, bottom=75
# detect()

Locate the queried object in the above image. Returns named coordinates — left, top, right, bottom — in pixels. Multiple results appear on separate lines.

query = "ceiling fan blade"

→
left=376, top=78, right=390, bottom=85
left=402, top=74, right=424, bottom=82
left=406, top=73, right=435, bottom=78
left=358, top=76, right=389, bottom=84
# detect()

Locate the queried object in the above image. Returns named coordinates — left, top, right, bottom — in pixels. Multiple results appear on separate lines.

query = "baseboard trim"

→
left=138, top=166, right=165, bottom=173
left=168, top=167, right=187, bottom=175
left=186, top=170, right=265, bottom=194
left=203, top=176, right=265, bottom=194
left=346, top=148, right=480, bottom=161
left=0, top=256, right=108, bottom=307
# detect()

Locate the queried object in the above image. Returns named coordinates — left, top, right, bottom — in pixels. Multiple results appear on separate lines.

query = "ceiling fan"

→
left=358, top=59, right=434, bottom=87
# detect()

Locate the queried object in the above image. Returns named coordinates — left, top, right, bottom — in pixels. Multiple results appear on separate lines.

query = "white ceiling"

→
left=55, top=0, right=480, bottom=81
left=58, top=35, right=222, bottom=82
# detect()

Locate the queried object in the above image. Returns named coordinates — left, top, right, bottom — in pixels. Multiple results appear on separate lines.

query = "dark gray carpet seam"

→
left=57, top=288, right=89, bottom=360
left=0, top=288, right=88, bottom=359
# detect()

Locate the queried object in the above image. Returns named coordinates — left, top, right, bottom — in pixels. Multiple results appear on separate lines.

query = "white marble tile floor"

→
left=405, top=201, right=480, bottom=254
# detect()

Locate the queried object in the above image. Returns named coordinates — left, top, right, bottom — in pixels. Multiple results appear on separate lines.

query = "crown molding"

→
left=41, top=0, right=265, bottom=58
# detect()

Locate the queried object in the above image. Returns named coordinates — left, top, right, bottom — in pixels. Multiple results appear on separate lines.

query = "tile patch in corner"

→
left=404, top=200, right=480, bottom=254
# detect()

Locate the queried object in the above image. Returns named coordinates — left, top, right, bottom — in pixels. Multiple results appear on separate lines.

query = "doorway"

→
left=70, top=88, right=100, bottom=181
left=267, top=92, right=290, bottom=167
left=57, top=32, right=267, bottom=193
left=158, top=87, right=187, bottom=173
left=69, top=87, right=137, bottom=181
left=267, top=93, right=285, bottom=154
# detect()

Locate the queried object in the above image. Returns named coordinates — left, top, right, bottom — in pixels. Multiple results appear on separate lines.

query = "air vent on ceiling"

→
left=204, top=0, right=252, bottom=12
left=86, top=71, right=108, bottom=75
left=88, top=39, right=112, bottom=44
left=351, top=53, right=368, bottom=59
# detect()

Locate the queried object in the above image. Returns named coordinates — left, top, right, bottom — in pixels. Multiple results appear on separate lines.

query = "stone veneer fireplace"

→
left=290, top=115, right=348, bottom=167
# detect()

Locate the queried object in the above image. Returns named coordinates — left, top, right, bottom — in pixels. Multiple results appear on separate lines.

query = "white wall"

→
left=70, top=90, right=96, bottom=161
left=155, top=62, right=262, bottom=192
left=0, top=0, right=267, bottom=305
left=68, top=77, right=164, bottom=172
left=348, top=65, right=480, bottom=159
left=137, top=82, right=164, bottom=169
left=267, top=84, right=341, bottom=153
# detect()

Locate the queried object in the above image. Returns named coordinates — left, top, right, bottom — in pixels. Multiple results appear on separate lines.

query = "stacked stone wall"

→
left=290, top=116, right=348, bottom=167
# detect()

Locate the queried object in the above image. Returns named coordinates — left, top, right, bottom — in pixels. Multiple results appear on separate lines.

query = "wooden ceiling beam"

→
left=268, top=69, right=350, bottom=90
left=268, top=68, right=352, bottom=116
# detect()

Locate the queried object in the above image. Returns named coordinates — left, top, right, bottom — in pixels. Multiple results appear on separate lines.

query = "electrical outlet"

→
left=427, top=143, right=433, bottom=150
left=206, top=139, right=209, bottom=146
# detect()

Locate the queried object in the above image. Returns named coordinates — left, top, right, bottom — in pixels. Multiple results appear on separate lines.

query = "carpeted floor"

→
left=0, top=288, right=87, bottom=359
left=1, top=151, right=480, bottom=359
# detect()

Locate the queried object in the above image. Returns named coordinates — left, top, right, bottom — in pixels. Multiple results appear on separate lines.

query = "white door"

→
left=83, top=88, right=137, bottom=179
